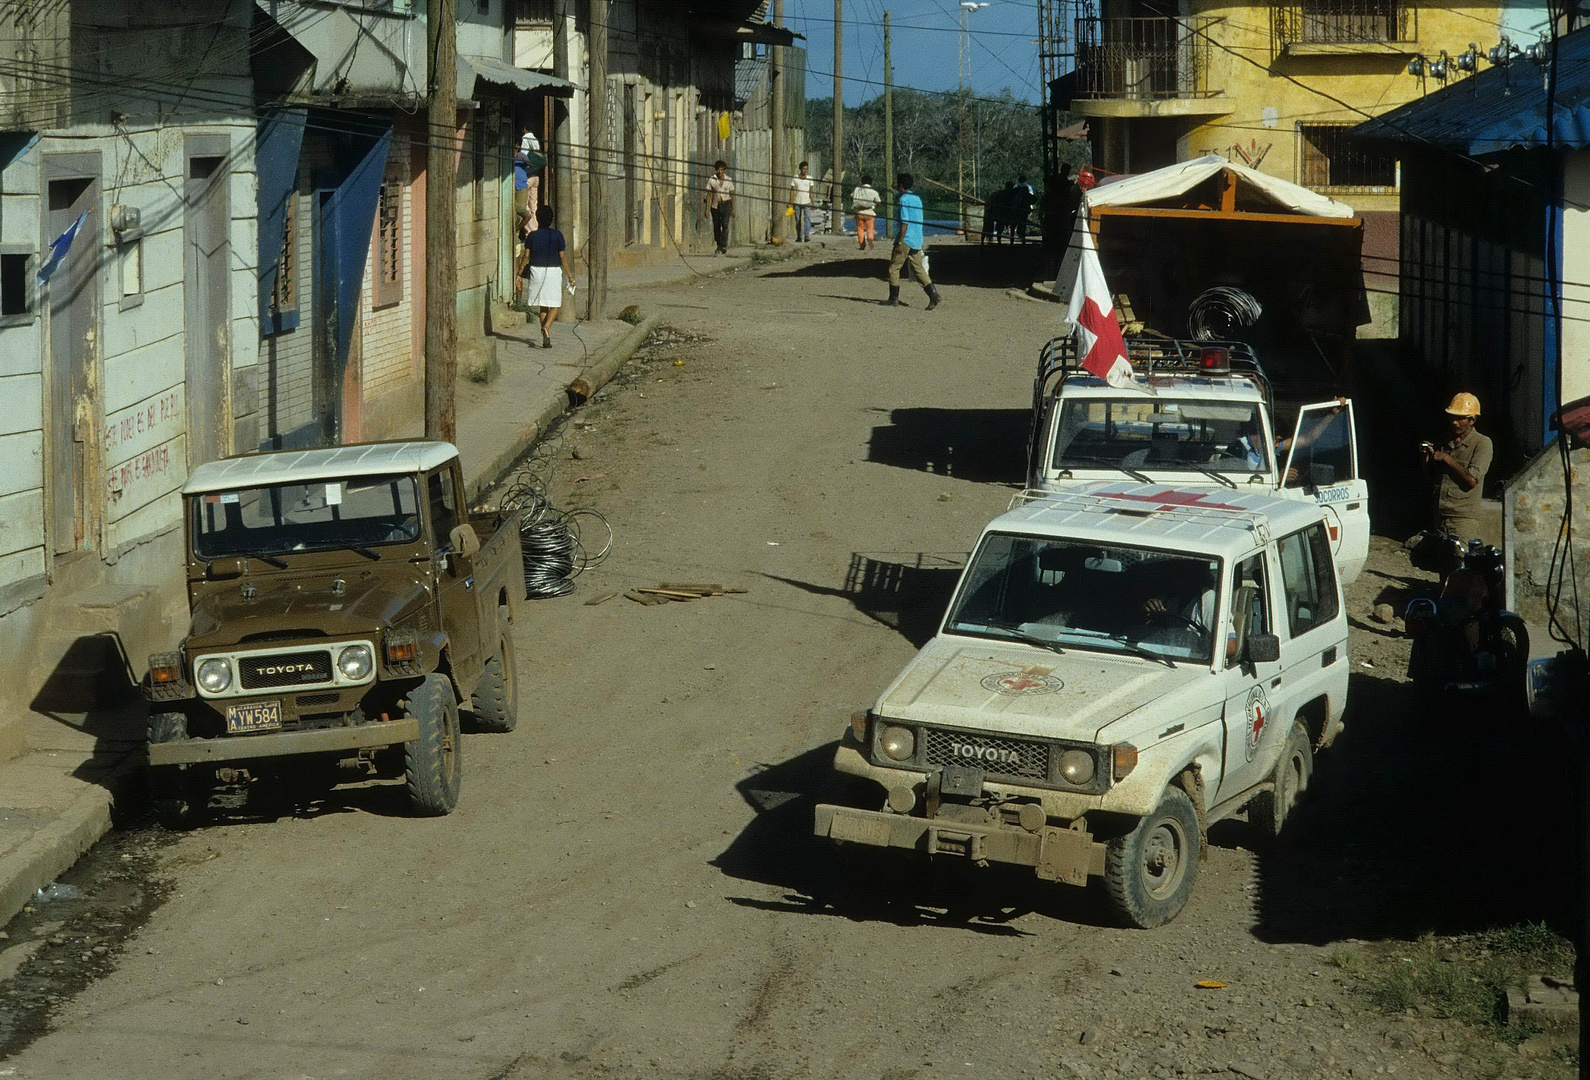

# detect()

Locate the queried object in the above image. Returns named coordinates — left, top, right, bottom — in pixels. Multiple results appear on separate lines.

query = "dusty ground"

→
left=0, top=246, right=1579, bottom=1080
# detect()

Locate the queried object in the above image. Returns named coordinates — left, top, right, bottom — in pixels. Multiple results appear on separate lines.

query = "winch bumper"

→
left=148, top=719, right=420, bottom=767
left=813, top=804, right=1107, bottom=886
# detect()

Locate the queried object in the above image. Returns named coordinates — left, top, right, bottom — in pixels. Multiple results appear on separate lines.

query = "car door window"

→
left=1224, top=552, right=1270, bottom=668
left=1277, top=523, right=1339, bottom=636
left=1283, top=403, right=1355, bottom=489
left=427, top=470, right=460, bottom=548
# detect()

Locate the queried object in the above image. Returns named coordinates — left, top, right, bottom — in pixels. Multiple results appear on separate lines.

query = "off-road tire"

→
left=147, top=712, right=207, bottom=830
left=469, top=616, right=519, bottom=734
left=403, top=673, right=463, bottom=816
left=1104, top=786, right=1201, bottom=929
left=1251, top=720, right=1313, bottom=842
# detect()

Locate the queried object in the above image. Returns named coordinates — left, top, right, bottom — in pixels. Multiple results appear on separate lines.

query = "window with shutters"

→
left=1299, top=124, right=1398, bottom=190
left=374, top=181, right=402, bottom=308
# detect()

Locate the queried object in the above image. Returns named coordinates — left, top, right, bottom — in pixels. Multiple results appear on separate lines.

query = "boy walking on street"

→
left=851, top=175, right=881, bottom=250
left=789, top=162, right=815, bottom=243
left=704, top=160, right=735, bottom=255
left=884, top=173, right=941, bottom=309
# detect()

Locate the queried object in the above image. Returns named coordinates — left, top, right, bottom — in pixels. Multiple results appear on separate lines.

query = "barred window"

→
left=515, top=0, right=552, bottom=20
left=272, top=196, right=297, bottom=313
left=374, top=182, right=403, bottom=308
left=1300, top=124, right=1398, bottom=189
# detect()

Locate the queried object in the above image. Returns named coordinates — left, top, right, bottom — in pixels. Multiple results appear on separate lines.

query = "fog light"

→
left=887, top=785, right=916, bottom=813
left=1018, top=802, right=1047, bottom=832
left=337, top=644, right=373, bottom=680
left=879, top=724, right=915, bottom=761
left=196, top=658, right=232, bottom=694
left=1058, top=749, right=1096, bottom=785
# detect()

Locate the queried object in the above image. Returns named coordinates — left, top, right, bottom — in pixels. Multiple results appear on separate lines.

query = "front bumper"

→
left=148, top=718, right=420, bottom=767
left=813, top=803, right=1107, bottom=886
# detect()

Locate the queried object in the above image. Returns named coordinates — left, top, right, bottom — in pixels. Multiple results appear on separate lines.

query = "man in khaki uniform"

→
left=1421, top=392, right=1493, bottom=543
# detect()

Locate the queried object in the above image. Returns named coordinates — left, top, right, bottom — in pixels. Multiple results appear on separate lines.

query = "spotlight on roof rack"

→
left=1199, top=346, right=1231, bottom=373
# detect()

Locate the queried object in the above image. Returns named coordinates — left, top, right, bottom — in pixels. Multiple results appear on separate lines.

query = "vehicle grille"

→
left=923, top=728, right=1049, bottom=780
left=296, top=692, right=340, bottom=707
left=238, top=651, right=333, bottom=689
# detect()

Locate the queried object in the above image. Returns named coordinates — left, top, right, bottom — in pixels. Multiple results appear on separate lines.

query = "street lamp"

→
left=958, top=2, right=990, bottom=235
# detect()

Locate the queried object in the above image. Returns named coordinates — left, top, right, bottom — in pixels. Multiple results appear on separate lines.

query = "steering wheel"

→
left=1146, top=609, right=1203, bottom=633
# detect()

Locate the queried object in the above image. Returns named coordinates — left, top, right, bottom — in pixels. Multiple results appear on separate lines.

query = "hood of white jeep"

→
left=875, top=636, right=1207, bottom=742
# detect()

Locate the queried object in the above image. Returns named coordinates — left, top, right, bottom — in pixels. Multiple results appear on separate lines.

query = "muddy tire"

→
left=1104, top=786, right=1201, bottom=929
left=403, top=673, right=463, bottom=816
left=469, top=616, right=519, bottom=734
left=1251, top=720, right=1313, bottom=842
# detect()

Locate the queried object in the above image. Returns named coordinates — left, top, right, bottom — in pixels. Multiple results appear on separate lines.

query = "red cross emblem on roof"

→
left=1100, top=489, right=1245, bottom=513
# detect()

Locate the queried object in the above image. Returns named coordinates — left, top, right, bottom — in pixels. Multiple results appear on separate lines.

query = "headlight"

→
left=1057, top=749, right=1096, bottom=785
left=196, top=658, right=232, bottom=693
left=879, top=724, right=916, bottom=761
left=337, top=644, right=373, bottom=680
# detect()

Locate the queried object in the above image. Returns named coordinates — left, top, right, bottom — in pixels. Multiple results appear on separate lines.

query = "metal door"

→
left=1282, top=399, right=1370, bottom=584
left=184, top=141, right=231, bottom=466
left=43, top=158, right=99, bottom=556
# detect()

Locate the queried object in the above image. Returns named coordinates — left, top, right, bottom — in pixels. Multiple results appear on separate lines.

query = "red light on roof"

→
left=1200, top=346, right=1230, bottom=372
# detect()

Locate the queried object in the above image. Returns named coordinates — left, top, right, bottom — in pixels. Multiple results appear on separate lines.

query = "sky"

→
left=779, top=0, right=1044, bottom=107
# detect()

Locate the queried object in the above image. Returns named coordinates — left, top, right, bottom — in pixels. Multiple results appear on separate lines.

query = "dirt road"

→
left=0, top=248, right=1577, bottom=1080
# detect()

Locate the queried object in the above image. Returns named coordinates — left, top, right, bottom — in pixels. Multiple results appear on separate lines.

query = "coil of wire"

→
left=1187, top=286, right=1262, bottom=340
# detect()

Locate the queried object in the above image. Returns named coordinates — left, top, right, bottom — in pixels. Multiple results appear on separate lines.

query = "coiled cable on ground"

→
left=1187, top=286, right=1263, bottom=340
left=494, top=413, right=615, bottom=599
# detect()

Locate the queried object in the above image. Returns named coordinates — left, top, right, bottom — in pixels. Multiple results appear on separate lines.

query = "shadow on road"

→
left=763, top=551, right=966, bottom=648
left=1252, top=671, right=1578, bottom=945
left=712, top=743, right=1114, bottom=932
left=868, top=407, right=1029, bottom=484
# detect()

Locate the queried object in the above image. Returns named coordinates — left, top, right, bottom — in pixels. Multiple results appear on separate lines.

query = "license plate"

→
left=225, top=700, right=283, bottom=734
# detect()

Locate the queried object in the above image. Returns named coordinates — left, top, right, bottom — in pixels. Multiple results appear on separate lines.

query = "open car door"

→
left=1282, top=400, right=1369, bottom=584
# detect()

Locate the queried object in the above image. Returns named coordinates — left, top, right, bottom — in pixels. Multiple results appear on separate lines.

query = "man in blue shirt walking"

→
left=884, top=173, right=942, bottom=310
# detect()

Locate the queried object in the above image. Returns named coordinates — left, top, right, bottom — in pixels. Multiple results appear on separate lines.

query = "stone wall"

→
left=1504, top=441, right=1590, bottom=636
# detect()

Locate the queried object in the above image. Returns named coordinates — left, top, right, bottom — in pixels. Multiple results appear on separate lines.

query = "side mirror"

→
left=449, top=524, right=481, bottom=558
left=1246, top=632, right=1281, bottom=664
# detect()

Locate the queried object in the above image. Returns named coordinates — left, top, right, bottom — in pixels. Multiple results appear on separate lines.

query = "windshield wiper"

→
left=243, top=551, right=288, bottom=569
left=339, top=544, right=381, bottom=561
left=1107, top=634, right=1176, bottom=666
left=1184, top=465, right=1238, bottom=489
left=1115, top=464, right=1153, bottom=483
left=971, top=624, right=1067, bottom=655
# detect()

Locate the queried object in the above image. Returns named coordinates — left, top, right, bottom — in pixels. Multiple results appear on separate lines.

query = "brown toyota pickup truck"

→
left=144, top=441, right=525, bottom=821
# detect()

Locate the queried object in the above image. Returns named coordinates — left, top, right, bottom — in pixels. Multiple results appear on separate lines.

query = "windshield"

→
left=946, top=533, right=1220, bottom=662
left=193, top=474, right=422, bottom=560
left=1052, top=398, right=1271, bottom=476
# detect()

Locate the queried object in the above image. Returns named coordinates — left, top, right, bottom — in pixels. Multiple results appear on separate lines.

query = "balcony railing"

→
left=1272, top=0, right=1416, bottom=49
left=1073, top=16, right=1218, bottom=101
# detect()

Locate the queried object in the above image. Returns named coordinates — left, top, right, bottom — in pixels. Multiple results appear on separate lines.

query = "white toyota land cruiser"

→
left=814, top=483, right=1349, bottom=928
left=1027, top=336, right=1370, bottom=584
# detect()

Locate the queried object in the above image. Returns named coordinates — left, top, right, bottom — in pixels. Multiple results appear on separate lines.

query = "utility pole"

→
left=770, top=0, right=786, bottom=241
left=832, top=0, right=842, bottom=234
left=883, top=10, right=893, bottom=234
left=956, top=2, right=988, bottom=236
left=425, top=0, right=458, bottom=441
left=587, top=0, right=609, bottom=319
left=552, top=0, right=573, bottom=323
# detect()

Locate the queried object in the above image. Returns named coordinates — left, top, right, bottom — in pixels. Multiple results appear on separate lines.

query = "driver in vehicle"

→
left=1137, top=564, right=1217, bottom=644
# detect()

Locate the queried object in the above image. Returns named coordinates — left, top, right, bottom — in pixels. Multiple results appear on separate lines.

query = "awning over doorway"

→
left=457, top=55, right=579, bottom=101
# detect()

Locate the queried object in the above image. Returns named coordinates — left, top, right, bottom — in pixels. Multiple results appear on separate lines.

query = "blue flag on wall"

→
left=37, top=211, right=87, bottom=284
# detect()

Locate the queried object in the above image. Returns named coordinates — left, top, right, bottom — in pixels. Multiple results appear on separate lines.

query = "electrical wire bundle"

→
left=495, top=415, right=614, bottom=599
left=1187, top=286, right=1263, bottom=340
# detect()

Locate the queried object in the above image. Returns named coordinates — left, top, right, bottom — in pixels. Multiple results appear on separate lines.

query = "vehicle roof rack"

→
left=1006, top=487, right=1273, bottom=544
left=1033, top=335, right=1272, bottom=410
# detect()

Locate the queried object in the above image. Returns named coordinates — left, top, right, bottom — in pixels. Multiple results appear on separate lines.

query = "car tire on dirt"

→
left=1252, top=720, right=1313, bottom=842
left=469, top=613, right=519, bottom=734
left=403, top=673, right=463, bottom=816
left=147, top=712, right=210, bottom=830
left=1104, top=786, right=1201, bottom=929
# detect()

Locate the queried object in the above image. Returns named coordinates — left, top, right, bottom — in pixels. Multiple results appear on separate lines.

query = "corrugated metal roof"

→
left=1353, top=27, right=1590, bottom=153
left=184, top=442, right=458, bottom=494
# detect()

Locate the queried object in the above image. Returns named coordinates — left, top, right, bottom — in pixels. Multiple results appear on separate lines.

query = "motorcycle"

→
left=1404, top=534, right=1530, bottom=717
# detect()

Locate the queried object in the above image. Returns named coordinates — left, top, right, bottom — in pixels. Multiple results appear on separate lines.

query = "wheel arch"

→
left=1295, top=694, right=1329, bottom=750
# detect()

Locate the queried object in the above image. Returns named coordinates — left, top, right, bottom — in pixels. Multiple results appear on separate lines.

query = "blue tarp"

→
left=256, top=108, right=307, bottom=333
left=319, top=121, right=392, bottom=371
left=1355, top=27, right=1590, bottom=154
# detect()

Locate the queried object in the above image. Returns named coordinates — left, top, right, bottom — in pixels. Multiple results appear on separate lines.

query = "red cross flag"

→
left=1065, top=226, right=1133, bottom=388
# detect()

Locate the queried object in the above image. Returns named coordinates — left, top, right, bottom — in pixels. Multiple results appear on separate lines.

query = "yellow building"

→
left=1060, top=0, right=1551, bottom=331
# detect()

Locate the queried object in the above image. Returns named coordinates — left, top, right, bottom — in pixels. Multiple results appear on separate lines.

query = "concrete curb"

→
left=0, top=783, right=115, bottom=928
left=464, top=312, right=664, bottom=503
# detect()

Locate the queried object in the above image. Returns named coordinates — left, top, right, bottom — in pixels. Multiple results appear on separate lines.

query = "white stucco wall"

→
left=1560, top=150, right=1590, bottom=407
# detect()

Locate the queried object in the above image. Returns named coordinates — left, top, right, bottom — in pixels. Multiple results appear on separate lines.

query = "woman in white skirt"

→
left=520, top=205, right=572, bottom=348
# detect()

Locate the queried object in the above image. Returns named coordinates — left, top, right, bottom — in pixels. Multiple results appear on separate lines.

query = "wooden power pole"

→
left=832, top=0, right=842, bottom=233
left=425, top=0, right=458, bottom=442
left=882, top=10, right=893, bottom=232
left=770, top=0, right=786, bottom=241
left=552, top=0, right=574, bottom=322
left=587, top=0, right=609, bottom=319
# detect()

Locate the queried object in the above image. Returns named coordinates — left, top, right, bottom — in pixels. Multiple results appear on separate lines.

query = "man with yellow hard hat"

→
left=1419, top=392, right=1492, bottom=543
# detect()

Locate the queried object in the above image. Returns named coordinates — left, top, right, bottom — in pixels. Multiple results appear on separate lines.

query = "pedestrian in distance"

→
left=883, top=173, right=942, bottom=310
left=789, top=162, right=816, bottom=243
left=704, top=160, right=735, bottom=255
left=520, top=205, right=574, bottom=350
left=1012, top=175, right=1036, bottom=241
left=851, top=175, right=881, bottom=251
left=1420, top=392, right=1493, bottom=544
